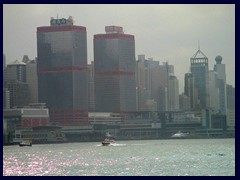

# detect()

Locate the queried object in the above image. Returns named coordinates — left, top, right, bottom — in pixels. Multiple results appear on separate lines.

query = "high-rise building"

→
left=179, top=93, right=190, bottom=111
left=190, top=48, right=210, bottom=109
left=136, top=55, right=158, bottom=111
left=3, top=88, right=10, bottom=109
left=7, top=60, right=26, bottom=83
left=22, top=55, right=31, bottom=64
left=157, top=62, right=173, bottom=111
left=226, top=84, right=235, bottom=128
left=5, top=60, right=29, bottom=108
left=214, top=55, right=227, bottom=115
left=94, top=26, right=136, bottom=112
left=3, top=54, right=6, bottom=70
left=226, top=84, right=235, bottom=109
left=7, top=80, right=30, bottom=108
left=168, top=74, right=179, bottom=111
left=209, top=70, right=220, bottom=112
left=87, top=61, right=95, bottom=111
left=26, top=59, right=38, bottom=103
left=184, top=72, right=197, bottom=110
left=136, top=55, right=177, bottom=112
left=37, top=16, right=88, bottom=125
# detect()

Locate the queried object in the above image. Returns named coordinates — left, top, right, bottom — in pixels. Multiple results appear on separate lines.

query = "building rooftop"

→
left=8, top=60, right=26, bottom=66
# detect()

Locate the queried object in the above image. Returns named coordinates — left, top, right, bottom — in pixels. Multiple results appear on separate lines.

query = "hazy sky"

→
left=3, top=4, right=235, bottom=92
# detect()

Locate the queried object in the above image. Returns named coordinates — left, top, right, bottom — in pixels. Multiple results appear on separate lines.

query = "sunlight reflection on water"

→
left=3, top=139, right=235, bottom=176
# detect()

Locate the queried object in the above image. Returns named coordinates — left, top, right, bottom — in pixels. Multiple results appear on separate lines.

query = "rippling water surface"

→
left=3, top=138, right=235, bottom=176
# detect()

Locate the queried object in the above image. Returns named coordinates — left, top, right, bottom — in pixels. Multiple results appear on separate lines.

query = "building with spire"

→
left=190, top=47, right=210, bottom=109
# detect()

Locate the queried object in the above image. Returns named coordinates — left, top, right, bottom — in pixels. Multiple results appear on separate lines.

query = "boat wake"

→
left=110, top=143, right=126, bottom=146
left=96, top=143, right=126, bottom=147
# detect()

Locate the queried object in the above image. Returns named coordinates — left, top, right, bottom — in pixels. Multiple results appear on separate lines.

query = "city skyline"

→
left=3, top=4, right=235, bottom=92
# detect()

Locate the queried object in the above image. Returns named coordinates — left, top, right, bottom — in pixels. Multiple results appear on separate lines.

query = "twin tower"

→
left=37, top=17, right=136, bottom=126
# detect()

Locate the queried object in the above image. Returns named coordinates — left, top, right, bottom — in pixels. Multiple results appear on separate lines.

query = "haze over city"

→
left=3, top=4, right=235, bottom=92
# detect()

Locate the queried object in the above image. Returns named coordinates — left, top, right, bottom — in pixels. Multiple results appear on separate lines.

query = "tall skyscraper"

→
left=184, top=72, right=197, bottom=110
left=209, top=70, right=220, bottom=112
left=3, top=54, right=6, bottom=70
left=87, top=61, right=95, bottom=112
left=136, top=55, right=158, bottom=111
left=190, top=48, right=210, bottom=109
left=94, top=26, right=136, bottom=112
left=37, top=16, right=88, bottom=125
left=226, top=84, right=235, bottom=128
left=159, top=62, right=173, bottom=111
left=26, top=59, right=38, bottom=103
left=5, top=60, right=30, bottom=108
left=168, top=74, right=179, bottom=111
left=7, top=60, right=26, bottom=83
left=214, top=55, right=227, bottom=115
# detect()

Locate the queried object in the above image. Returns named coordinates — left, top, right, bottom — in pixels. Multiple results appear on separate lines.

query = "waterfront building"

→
left=37, top=16, right=88, bottom=125
left=3, top=103, right=49, bottom=143
left=190, top=48, right=210, bottom=109
left=3, top=103, right=49, bottom=129
left=94, top=26, right=136, bottom=112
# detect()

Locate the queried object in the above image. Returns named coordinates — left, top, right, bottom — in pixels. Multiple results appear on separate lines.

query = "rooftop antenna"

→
left=198, top=40, right=200, bottom=51
left=57, top=13, right=58, bottom=19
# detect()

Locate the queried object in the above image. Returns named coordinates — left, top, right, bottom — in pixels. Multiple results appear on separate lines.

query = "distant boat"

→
left=19, top=140, right=32, bottom=147
left=171, top=131, right=189, bottom=138
left=102, top=132, right=115, bottom=146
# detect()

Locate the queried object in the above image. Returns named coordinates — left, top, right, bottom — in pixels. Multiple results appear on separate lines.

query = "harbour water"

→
left=3, top=138, right=235, bottom=176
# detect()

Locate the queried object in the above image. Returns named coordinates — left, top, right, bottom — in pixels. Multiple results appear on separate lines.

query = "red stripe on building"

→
left=49, top=109, right=89, bottom=126
left=38, top=66, right=88, bottom=73
left=37, top=25, right=86, bottom=33
left=94, top=34, right=134, bottom=40
left=95, top=70, right=135, bottom=76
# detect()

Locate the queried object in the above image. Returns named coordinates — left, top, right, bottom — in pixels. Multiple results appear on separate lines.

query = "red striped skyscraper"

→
left=94, top=26, right=136, bottom=112
left=37, top=16, right=88, bottom=125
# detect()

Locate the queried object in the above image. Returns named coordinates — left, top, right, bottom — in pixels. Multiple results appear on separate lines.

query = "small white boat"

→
left=171, top=131, right=189, bottom=138
left=102, top=132, right=115, bottom=146
left=19, top=140, right=32, bottom=147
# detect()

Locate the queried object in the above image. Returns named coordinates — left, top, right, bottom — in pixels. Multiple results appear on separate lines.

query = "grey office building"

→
left=94, top=26, right=136, bottom=112
left=37, top=16, right=88, bottom=125
left=184, top=72, right=196, bottom=110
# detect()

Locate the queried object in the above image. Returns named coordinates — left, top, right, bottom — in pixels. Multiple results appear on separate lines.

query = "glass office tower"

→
left=37, top=16, right=88, bottom=125
left=94, top=26, right=136, bottom=112
left=190, top=48, right=210, bottom=109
